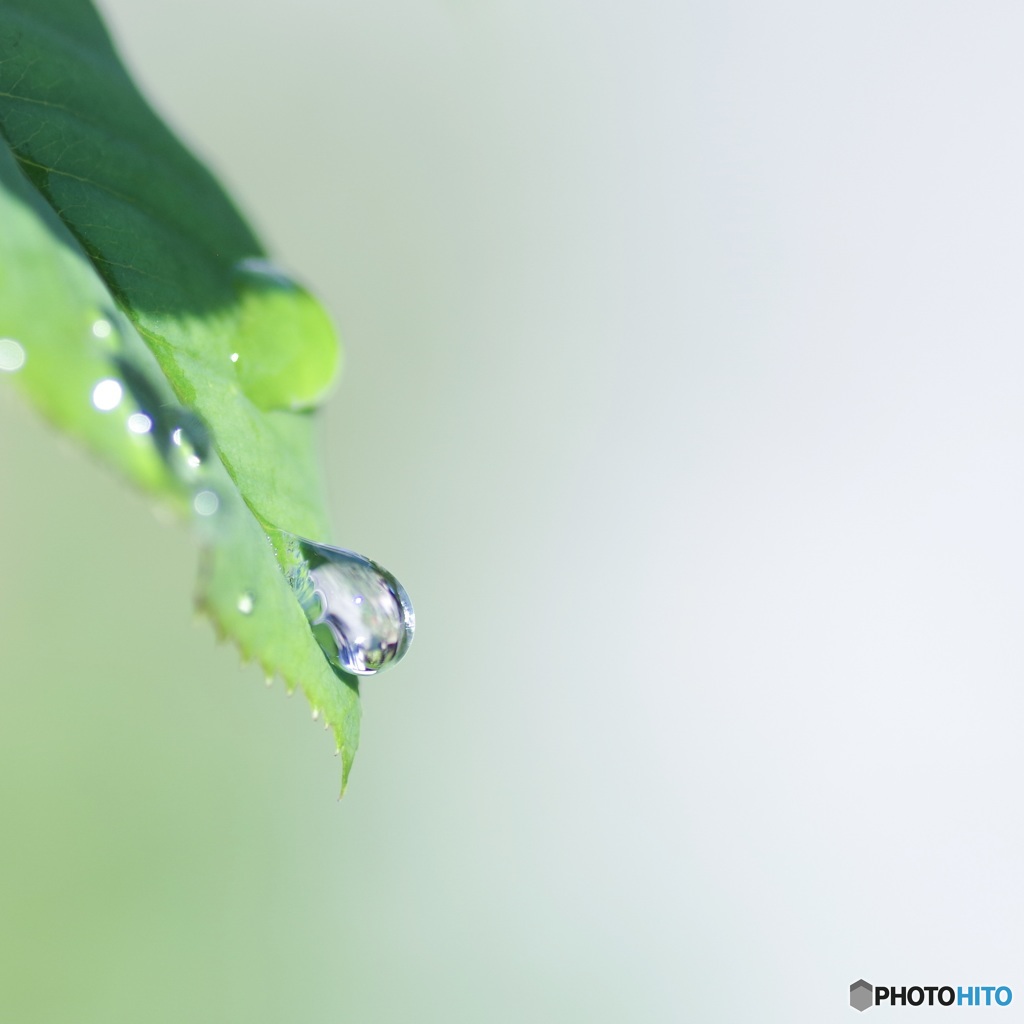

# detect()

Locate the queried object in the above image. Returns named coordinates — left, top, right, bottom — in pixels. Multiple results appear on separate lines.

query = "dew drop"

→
left=92, top=378, right=123, bottom=411
left=167, top=414, right=210, bottom=475
left=230, top=352, right=239, bottom=363
left=91, top=318, right=113, bottom=340
left=237, top=593, right=254, bottom=615
left=127, top=412, right=153, bottom=434
left=194, top=490, right=219, bottom=516
left=0, top=338, right=25, bottom=372
left=290, top=536, right=415, bottom=676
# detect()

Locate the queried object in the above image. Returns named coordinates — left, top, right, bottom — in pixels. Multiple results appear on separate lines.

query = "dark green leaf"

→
left=0, top=0, right=360, bottom=788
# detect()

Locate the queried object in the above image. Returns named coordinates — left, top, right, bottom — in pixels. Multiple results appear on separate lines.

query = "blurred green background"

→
left=5, top=1, right=1024, bottom=1021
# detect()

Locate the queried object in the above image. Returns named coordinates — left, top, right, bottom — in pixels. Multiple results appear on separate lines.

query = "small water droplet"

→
left=165, top=414, right=211, bottom=476
left=311, top=708, right=320, bottom=721
left=127, top=412, right=153, bottom=434
left=92, top=378, right=123, bottom=411
left=237, top=593, right=254, bottom=615
left=0, top=338, right=25, bottom=372
left=289, top=536, right=414, bottom=676
left=91, top=318, right=113, bottom=340
left=230, top=352, right=239, bottom=363
left=194, top=490, right=219, bottom=516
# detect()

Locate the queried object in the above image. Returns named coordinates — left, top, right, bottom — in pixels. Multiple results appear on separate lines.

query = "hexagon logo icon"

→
left=850, top=979, right=873, bottom=1012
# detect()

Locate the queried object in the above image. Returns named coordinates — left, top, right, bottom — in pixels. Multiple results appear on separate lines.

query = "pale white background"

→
left=1, top=1, right=1022, bottom=1020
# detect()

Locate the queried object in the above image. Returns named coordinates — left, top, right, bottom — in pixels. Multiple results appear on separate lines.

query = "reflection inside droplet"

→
left=91, top=319, right=113, bottom=340
left=194, top=490, right=219, bottom=516
left=237, top=593, right=254, bottom=615
left=92, top=378, right=123, bottom=411
left=289, top=536, right=414, bottom=676
left=0, top=338, right=25, bottom=372
left=127, top=412, right=153, bottom=434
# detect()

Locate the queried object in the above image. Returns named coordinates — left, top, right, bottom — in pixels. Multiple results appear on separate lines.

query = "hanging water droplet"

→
left=289, top=537, right=414, bottom=677
left=237, top=593, right=254, bottom=615
left=0, top=338, right=26, bottom=372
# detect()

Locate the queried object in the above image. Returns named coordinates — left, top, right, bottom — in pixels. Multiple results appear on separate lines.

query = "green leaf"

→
left=0, top=0, right=361, bottom=788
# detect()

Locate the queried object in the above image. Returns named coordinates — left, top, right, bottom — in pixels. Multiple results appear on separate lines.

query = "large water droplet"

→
left=231, top=258, right=339, bottom=411
left=290, top=537, right=415, bottom=677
